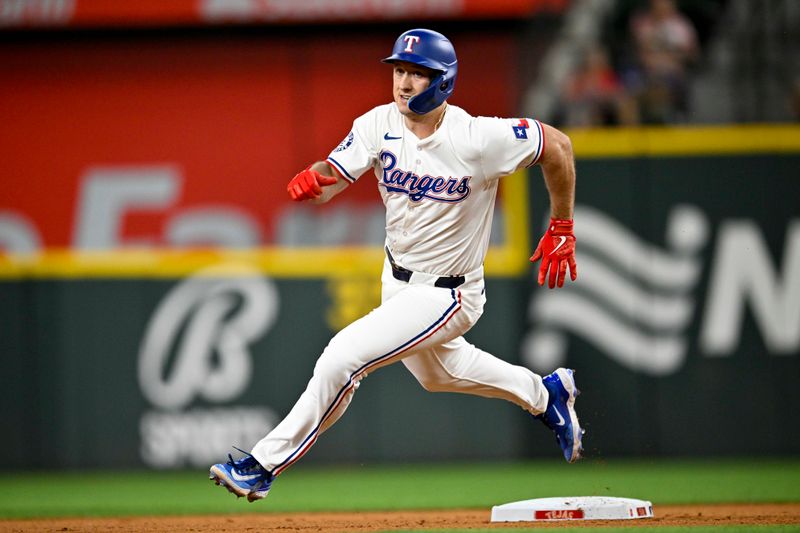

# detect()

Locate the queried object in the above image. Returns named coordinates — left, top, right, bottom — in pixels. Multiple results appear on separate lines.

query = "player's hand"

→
left=530, top=218, right=577, bottom=289
left=287, top=166, right=338, bottom=201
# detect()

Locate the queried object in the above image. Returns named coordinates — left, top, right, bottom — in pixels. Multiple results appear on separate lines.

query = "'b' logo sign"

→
left=403, top=35, right=421, bottom=52
left=138, top=263, right=278, bottom=410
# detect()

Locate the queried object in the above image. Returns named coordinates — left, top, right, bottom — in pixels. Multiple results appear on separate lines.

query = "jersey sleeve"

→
left=475, top=117, right=545, bottom=180
left=325, top=110, right=379, bottom=184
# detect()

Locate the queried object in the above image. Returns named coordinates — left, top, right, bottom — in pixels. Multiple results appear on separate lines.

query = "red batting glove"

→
left=530, top=218, right=578, bottom=288
left=287, top=166, right=338, bottom=201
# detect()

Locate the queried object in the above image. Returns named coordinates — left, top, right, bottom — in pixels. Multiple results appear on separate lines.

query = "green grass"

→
left=0, top=458, right=798, bottom=518
left=384, top=524, right=800, bottom=533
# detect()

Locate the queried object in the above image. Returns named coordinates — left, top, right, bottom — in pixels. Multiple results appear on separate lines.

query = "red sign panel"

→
left=0, top=0, right=569, bottom=28
left=0, top=32, right=517, bottom=252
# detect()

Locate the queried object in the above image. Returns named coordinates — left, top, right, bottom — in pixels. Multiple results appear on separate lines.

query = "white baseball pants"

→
left=251, top=260, right=548, bottom=475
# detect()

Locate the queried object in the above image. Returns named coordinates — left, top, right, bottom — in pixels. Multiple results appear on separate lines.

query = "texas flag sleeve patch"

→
left=512, top=119, right=530, bottom=140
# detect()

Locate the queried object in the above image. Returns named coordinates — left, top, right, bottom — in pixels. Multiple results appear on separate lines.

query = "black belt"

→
left=386, top=248, right=465, bottom=289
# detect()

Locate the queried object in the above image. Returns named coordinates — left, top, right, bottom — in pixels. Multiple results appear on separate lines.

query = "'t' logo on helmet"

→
left=403, top=35, right=421, bottom=52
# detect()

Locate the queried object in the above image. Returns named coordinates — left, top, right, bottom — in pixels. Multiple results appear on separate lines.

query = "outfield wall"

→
left=2, top=127, right=798, bottom=470
left=526, top=129, right=800, bottom=459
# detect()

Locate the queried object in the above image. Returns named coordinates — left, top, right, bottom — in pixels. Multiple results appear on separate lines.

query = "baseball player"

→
left=210, top=28, right=581, bottom=502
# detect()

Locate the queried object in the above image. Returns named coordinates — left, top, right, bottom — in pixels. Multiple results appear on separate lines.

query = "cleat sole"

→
left=556, top=368, right=583, bottom=463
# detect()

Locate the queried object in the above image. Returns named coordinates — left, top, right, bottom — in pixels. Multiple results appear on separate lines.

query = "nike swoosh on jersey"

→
left=550, top=235, right=567, bottom=255
left=384, top=133, right=402, bottom=140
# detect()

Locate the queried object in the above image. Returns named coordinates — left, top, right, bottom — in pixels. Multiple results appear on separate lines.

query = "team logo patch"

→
left=512, top=119, right=530, bottom=140
left=403, top=35, right=421, bottom=52
left=334, top=131, right=354, bottom=152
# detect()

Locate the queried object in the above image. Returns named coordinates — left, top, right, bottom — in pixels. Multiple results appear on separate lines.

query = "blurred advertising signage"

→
left=137, top=262, right=281, bottom=468
left=0, top=163, right=529, bottom=278
left=519, top=126, right=800, bottom=376
left=0, top=0, right=568, bottom=28
left=0, top=31, right=526, bottom=277
left=523, top=203, right=800, bottom=376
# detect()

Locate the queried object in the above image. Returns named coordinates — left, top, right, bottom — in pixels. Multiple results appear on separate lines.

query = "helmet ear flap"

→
left=407, top=69, right=456, bottom=115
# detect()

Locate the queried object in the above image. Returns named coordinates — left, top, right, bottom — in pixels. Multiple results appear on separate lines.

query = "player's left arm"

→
left=538, top=124, right=575, bottom=221
left=529, top=123, right=577, bottom=289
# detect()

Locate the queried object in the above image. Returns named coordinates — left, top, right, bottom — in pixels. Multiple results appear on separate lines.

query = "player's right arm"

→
left=286, top=161, right=348, bottom=204
left=287, top=108, right=381, bottom=204
left=309, top=162, right=350, bottom=204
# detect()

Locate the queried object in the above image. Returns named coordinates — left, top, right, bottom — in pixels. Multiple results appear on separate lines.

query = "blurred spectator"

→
left=628, top=0, right=699, bottom=123
left=561, top=46, right=638, bottom=127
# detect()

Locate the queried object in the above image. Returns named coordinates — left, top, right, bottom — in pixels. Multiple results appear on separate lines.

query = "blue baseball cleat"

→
left=209, top=448, right=274, bottom=502
left=535, top=368, right=584, bottom=463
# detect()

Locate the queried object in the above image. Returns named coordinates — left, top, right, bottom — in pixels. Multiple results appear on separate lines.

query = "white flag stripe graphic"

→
left=534, top=292, right=686, bottom=375
left=525, top=205, right=708, bottom=376
left=572, top=254, right=694, bottom=331
left=574, top=206, right=702, bottom=290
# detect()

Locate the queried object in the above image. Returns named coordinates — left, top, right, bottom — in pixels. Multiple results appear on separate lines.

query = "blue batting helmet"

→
left=382, top=28, right=457, bottom=115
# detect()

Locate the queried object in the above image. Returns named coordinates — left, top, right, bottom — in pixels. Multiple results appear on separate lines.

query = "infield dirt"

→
left=1, top=503, right=799, bottom=532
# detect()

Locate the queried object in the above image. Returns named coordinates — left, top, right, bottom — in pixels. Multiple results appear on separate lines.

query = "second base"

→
left=490, top=496, right=654, bottom=522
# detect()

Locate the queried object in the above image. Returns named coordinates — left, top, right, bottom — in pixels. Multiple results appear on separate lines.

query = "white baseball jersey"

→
left=326, top=103, right=545, bottom=276
left=250, top=102, right=549, bottom=477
